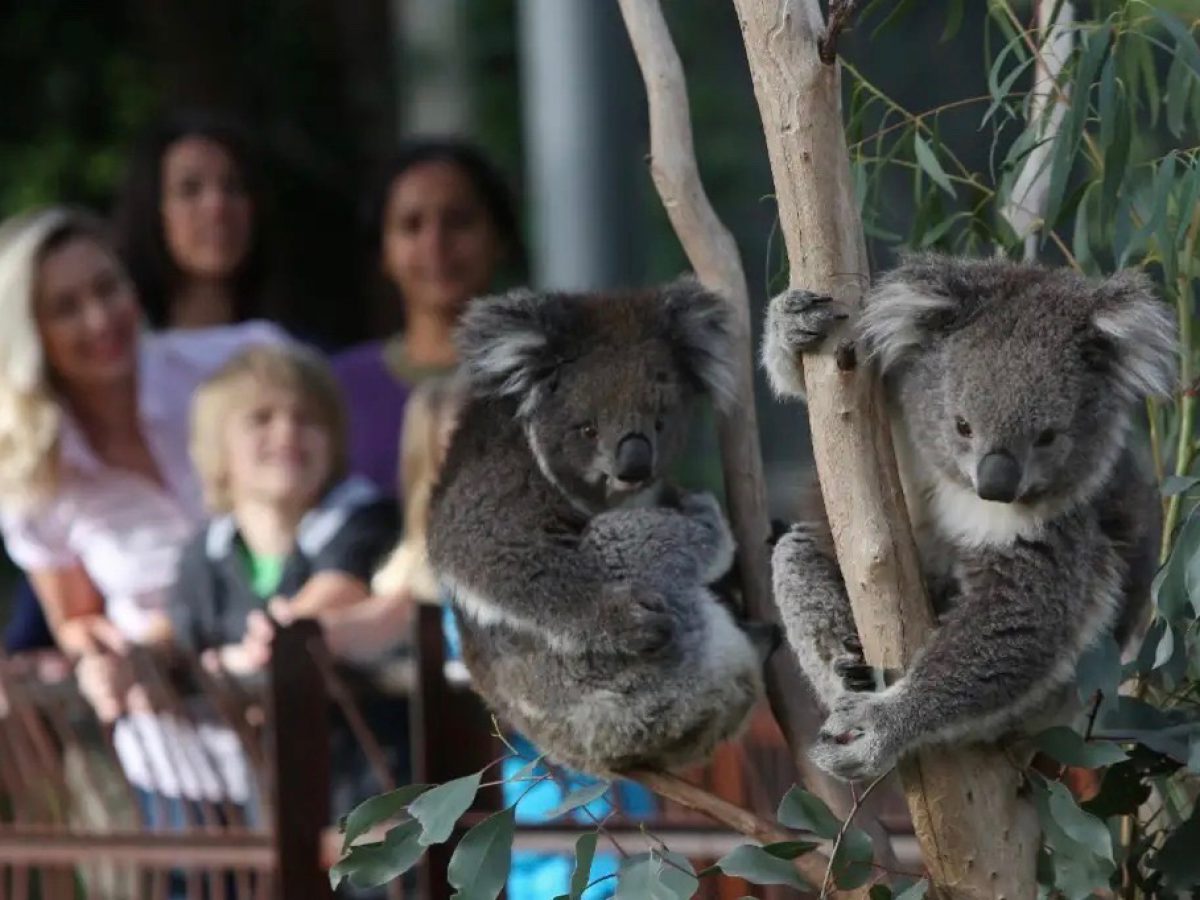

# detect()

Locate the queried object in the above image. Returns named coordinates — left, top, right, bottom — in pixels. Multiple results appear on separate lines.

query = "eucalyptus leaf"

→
left=616, top=851, right=698, bottom=900
left=895, top=879, right=930, bottom=900
left=1033, top=726, right=1128, bottom=768
left=447, top=807, right=515, bottom=900
left=776, top=786, right=842, bottom=839
left=340, top=783, right=431, bottom=852
left=508, top=754, right=547, bottom=783
left=913, top=134, right=957, bottom=199
left=568, top=833, right=597, bottom=900
left=1046, top=779, right=1113, bottom=863
left=541, top=780, right=611, bottom=820
left=1044, top=27, right=1111, bottom=229
left=330, top=820, right=425, bottom=890
left=761, top=840, right=820, bottom=860
left=831, top=826, right=875, bottom=890
left=1161, top=475, right=1200, bottom=495
left=1165, top=50, right=1192, bottom=138
left=1151, top=7, right=1200, bottom=78
left=1152, top=804, right=1200, bottom=889
left=715, top=844, right=809, bottom=890
left=409, top=771, right=483, bottom=846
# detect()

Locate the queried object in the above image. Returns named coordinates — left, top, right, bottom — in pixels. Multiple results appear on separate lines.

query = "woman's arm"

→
left=27, top=564, right=125, bottom=657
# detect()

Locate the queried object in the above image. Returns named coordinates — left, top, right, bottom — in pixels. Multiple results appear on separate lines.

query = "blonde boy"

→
left=169, top=344, right=399, bottom=672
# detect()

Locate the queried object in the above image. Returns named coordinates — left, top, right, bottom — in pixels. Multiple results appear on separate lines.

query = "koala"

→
left=762, top=252, right=1177, bottom=781
left=426, top=278, right=777, bottom=776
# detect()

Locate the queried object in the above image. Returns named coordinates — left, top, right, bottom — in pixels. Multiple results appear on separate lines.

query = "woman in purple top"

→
left=332, top=139, right=526, bottom=496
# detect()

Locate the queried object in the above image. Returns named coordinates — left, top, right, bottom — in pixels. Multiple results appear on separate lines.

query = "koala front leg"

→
left=810, top=535, right=1106, bottom=782
left=761, top=289, right=851, bottom=400
left=583, top=492, right=735, bottom=585
left=771, top=523, right=875, bottom=709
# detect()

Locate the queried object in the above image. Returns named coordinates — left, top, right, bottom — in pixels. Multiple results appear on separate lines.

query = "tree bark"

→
left=729, top=1, right=1041, bottom=897
left=616, top=0, right=898, bottom=872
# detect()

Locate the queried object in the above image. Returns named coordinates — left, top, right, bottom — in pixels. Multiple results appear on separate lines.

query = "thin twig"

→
left=819, top=771, right=891, bottom=899
left=627, top=768, right=835, bottom=892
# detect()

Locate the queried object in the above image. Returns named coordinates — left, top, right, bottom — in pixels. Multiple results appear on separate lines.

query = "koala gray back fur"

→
left=427, top=280, right=767, bottom=775
left=763, top=252, right=1177, bottom=780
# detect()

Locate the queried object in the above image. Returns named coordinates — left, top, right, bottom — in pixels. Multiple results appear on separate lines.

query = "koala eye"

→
left=1034, top=429, right=1057, bottom=448
left=654, top=417, right=665, bottom=432
left=955, top=417, right=973, bottom=438
left=580, top=423, right=598, bottom=440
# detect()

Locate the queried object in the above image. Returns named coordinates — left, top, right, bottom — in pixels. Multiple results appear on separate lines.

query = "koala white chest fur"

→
left=426, top=278, right=779, bottom=776
left=762, top=251, right=1177, bottom=781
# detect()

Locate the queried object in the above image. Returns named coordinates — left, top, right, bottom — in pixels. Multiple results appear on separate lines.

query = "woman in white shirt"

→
left=0, top=205, right=285, bottom=822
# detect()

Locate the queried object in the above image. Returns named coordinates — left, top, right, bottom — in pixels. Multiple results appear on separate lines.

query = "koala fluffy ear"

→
left=859, top=252, right=964, bottom=374
left=455, top=288, right=567, bottom=403
left=659, top=276, right=737, bottom=411
left=1088, top=270, right=1178, bottom=402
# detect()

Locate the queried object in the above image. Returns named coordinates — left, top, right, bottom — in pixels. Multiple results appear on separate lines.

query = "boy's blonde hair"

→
left=371, top=372, right=469, bottom=601
left=190, top=343, right=349, bottom=513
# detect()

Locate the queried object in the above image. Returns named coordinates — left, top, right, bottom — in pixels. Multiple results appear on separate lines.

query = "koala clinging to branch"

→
left=763, top=252, right=1177, bottom=781
left=427, top=278, right=776, bottom=776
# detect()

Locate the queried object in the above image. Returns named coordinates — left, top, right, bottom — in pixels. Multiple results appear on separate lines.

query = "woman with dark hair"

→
left=331, top=137, right=526, bottom=496
left=112, top=109, right=266, bottom=330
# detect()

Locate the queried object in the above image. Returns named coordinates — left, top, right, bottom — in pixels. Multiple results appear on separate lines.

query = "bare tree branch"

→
left=730, top=0, right=1041, bottom=896
left=616, top=0, right=899, bottom=871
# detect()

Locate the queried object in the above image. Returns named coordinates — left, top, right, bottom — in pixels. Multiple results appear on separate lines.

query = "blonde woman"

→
left=0, top=206, right=285, bottom=833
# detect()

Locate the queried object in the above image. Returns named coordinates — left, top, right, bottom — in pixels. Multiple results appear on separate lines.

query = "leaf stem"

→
left=819, top=771, right=891, bottom=899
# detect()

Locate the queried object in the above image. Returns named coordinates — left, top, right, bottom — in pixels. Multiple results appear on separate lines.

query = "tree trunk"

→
left=616, top=0, right=899, bottom=873
left=730, top=1, right=1041, bottom=897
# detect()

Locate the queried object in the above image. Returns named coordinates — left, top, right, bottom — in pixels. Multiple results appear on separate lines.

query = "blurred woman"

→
left=0, top=205, right=283, bottom=815
left=112, top=109, right=265, bottom=330
left=331, top=137, right=526, bottom=495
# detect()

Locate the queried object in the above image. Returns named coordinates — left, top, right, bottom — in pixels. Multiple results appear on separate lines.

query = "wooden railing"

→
left=0, top=607, right=878, bottom=899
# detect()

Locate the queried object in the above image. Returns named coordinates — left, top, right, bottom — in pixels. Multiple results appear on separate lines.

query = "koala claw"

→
left=809, top=691, right=902, bottom=782
left=767, top=289, right=851, bottom=354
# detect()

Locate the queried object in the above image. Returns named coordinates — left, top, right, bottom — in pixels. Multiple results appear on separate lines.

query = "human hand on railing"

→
left=201, top=609, right=278, bottom=676
left=75, top=649, right=134, bottom=724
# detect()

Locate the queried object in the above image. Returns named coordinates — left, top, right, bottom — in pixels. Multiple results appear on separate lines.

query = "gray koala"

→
left=426, top=279, right=775, bottom=776
left=762, top=252, right=1177, bottom=781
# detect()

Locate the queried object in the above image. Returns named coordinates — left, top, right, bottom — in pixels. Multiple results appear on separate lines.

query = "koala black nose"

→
left=976, top=451, right=1021, bottom=503
left=615, top=433, right=653, bottom=483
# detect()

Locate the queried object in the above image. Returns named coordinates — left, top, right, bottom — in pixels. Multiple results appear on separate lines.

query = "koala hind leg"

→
left=772, top=522, right=872, bottom=708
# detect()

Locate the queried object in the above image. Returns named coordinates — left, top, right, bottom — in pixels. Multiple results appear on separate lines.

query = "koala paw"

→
left=762, top=290, right=850, bottom=398
left=680, top=491, right=736, bottom=582
left=615, top=593, right=676, bottom=656
left=833, top=635, right=879, bottom=693
left=809, top=690, right=904, bottom=782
